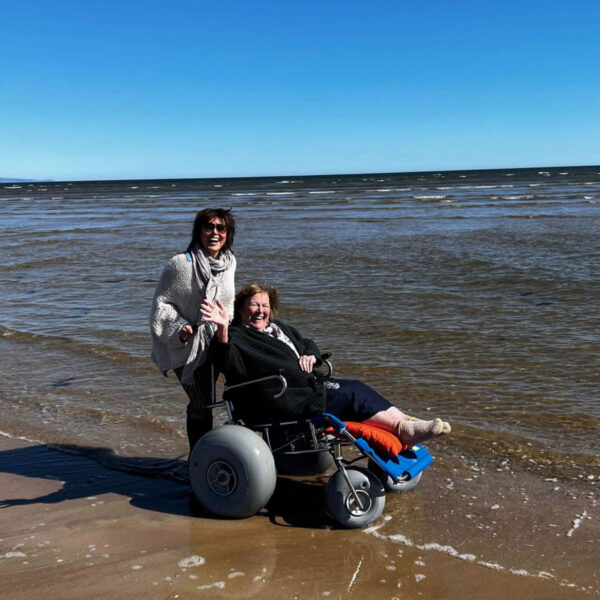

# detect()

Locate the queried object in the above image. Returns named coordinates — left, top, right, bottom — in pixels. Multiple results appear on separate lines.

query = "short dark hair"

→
left=234, top=284, right=279, bottom=320
left=187, top=208, right=235, bottom=254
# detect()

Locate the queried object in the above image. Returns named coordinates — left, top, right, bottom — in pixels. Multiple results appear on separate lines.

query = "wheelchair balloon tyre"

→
left=368, top=459, right=423, bottom=493
left=189, top=425, right=277, bottom=518
left=325, top=467, right=385, bottom=528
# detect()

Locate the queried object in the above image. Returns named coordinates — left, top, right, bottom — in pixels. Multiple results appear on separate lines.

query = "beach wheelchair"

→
left=188, top=361, right=434, bottom=529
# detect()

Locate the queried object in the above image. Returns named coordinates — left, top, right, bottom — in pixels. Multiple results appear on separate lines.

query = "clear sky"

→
left=2, top=0, right=599, bottom=181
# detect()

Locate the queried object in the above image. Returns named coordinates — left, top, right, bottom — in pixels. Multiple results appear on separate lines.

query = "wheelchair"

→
left=188, top=360, right=434, bottom=529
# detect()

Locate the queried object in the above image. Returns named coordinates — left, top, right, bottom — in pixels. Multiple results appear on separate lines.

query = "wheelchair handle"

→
left=314, top=353, right=333, bottom=378
left=224, top=374, right=288, bottom=399
left=321, top=358, right=333, bottom=378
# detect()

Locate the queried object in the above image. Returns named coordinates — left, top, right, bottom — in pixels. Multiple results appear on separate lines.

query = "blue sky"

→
left=2, top=0, right=599, bottom=181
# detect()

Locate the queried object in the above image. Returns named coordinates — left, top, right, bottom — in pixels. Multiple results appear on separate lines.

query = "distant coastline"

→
left=1, top=165, right=598, bottom=186
left=0, top=177, right=53, bottom=183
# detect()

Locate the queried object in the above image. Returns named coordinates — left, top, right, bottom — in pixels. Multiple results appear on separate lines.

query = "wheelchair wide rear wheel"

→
left=189, top=425, right=277, bottom=519
left=325, top=467, right=385, bottom=528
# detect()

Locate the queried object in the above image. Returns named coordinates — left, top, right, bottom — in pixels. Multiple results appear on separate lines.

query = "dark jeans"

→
left=324, top=378, right=391, bottom=422
left=174, top=361, right=217, bottom=451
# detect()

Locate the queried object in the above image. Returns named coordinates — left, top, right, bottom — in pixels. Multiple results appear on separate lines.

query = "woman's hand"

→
left=298, top=354, right=317, bottom=373
left=200, top=300, right=229, bottom=342
left=200, top=299, right=228, bottom=326
left=179, top=324, right=194, bottom=342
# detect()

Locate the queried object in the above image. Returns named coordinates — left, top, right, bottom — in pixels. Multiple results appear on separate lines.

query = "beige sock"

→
left=405, top=415, right=451, bottom=435
left=395, top=417, right=445, bottom=446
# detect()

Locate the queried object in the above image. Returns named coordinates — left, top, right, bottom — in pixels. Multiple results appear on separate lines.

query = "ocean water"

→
left=1, top=166, right=599, bottom=474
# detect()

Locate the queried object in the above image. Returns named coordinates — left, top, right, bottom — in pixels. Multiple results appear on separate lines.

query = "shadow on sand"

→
left=0, top=441, right=335, bottom=528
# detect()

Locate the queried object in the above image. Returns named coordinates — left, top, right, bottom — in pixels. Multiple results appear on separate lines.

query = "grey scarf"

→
left=181, top=245, right=234, bottom=382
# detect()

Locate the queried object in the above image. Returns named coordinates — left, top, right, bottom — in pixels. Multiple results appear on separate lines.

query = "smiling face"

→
left=200, top=217, right=227, bottom=258
left=239, top=292, right=271, bottom=331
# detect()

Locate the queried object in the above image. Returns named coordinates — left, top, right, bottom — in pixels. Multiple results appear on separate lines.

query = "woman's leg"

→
left=325, top=379, right=392, bottom=421
left=364, top=408, right=445, bottom=446
left=326, top=378, right=449, bottom=446
left=174, top=362, right=215, bottom=451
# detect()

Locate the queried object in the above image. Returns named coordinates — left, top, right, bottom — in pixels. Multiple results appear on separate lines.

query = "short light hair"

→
left=234, top=284, right=279, bottom=320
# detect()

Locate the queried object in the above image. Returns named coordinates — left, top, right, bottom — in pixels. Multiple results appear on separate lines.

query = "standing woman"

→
left=150, top=208, right=236, bottom=450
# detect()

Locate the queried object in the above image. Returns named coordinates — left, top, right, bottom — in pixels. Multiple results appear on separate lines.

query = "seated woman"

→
left=201, top=284, right=451, bottom=447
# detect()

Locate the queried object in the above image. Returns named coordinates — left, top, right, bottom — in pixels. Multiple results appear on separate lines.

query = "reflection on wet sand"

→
left=0, top=435, right=597, bottom=599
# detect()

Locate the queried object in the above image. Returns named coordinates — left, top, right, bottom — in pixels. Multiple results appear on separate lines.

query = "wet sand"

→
left=1, top=434, right=598, bottom=599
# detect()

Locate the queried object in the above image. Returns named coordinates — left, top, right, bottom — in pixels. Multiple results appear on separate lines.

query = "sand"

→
left=0, top=434, right=598, bottom=599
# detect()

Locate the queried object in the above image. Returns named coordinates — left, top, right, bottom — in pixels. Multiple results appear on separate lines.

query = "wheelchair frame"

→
left=189, top=361, right=434, bottom=528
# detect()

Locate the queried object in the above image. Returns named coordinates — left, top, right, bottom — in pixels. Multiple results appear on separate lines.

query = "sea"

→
left=1, top=166, right=599, bottom=477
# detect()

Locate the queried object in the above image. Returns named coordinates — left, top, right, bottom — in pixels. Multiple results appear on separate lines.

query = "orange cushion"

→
left=327, top=422, right=406, bottom=458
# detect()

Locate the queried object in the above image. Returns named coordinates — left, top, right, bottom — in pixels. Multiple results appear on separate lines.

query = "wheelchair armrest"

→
left=314, top=353, right=333, bottom=378
left=223, top=373, right=288, bottom=399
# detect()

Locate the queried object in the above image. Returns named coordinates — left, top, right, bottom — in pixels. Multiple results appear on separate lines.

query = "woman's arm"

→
left=150, top=258, right=193, bottom=346
left=201, top=300, right=248, bottom=380
left=200, top=299, right=229, bottom=342
left=278, top=322, right=322, bottom=373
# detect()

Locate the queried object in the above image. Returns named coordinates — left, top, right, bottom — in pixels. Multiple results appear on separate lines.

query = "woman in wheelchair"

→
left=202, top=284, right=451, bottom=447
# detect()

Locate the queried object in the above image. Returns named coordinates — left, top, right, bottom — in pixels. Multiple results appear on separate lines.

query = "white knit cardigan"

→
left=149, top=252, right=236, bottom=374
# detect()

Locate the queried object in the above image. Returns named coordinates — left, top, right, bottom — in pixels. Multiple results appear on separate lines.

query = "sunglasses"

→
left=203, top=223, right=227, bottom=233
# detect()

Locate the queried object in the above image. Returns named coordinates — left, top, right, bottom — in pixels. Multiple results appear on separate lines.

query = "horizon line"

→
left=2, top=163, right=599, bottom=185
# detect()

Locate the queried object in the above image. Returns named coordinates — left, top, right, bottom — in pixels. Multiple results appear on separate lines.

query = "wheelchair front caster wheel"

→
left=189, top=425, right=277, bottom=519
left=368, top=459, right=423, bottom=493
left=325, top=467, right=385, bottom=528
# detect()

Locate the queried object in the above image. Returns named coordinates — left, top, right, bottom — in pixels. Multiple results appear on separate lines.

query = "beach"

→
left=1, top=167, right=599, bottom=597
left=1, top=433, right=598, bottom=599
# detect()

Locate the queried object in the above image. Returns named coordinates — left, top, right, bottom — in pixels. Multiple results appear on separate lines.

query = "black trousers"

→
left=174, top=361, right=217, bottom=451
left=324, top=378, right=392, bottom=422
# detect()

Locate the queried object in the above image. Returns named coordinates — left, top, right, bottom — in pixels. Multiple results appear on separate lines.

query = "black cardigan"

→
left=210, top=319, right=327, bottom=423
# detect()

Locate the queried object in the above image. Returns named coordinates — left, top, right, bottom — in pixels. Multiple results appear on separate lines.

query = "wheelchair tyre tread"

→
left=189, top=425, right=276, bottom=518
left=325, top=467, right=385, bottom=529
